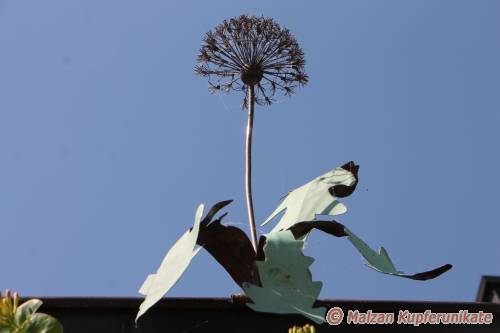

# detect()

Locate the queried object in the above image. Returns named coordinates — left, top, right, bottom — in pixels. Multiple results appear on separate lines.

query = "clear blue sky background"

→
left=1, top=1, right=499, bottom=302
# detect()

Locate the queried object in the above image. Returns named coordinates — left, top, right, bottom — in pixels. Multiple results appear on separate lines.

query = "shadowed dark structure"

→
left=32, top=297, right=500, bottom=332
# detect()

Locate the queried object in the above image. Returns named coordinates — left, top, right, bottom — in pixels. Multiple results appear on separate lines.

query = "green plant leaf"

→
left=14, top=299, right=42, bottom=328
left=242, top=230, right=326, bottom=324
left=262, top=162, right=358, bottom=232
left=22, top=313, right=63, bottom=333
left=136, top=204, right=205, bottom=322
left=344, top=227, right=452, bottom=280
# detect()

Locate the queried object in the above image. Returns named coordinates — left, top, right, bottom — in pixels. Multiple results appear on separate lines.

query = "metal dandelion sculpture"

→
left=137, top=15, right=453, bottom=324
left=196, top=15, right=308, bottom=250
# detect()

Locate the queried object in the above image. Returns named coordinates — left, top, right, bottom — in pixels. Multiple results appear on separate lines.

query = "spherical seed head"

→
left=240, top=64, right=263, bottom=86
left=196, top=14, right=308, bottom=107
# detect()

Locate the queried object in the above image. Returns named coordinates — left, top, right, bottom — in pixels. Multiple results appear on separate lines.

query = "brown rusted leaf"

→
left=289, top=220, right=348, bottom=239
left=400, top=264, right=453, bottom=281
left=197, top=202, right=259, bottom=287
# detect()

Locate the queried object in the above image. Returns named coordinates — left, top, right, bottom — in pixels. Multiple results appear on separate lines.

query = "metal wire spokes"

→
left=196, top=15, right=308, bottom=107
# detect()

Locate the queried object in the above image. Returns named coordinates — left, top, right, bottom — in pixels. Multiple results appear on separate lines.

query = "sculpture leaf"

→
left=344, top=227, right=452, bottom=280
left=285, top=221, right=452, bottom=281
left=243, top=230, right=326, bottom=324
left=136, top=204, right=204, bottom=321
left=262, top=162, right=358, bottom=232
left=197, top=210, right=259, bottom=287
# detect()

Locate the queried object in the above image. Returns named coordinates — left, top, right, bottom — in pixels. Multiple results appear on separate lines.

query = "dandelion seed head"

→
left=196, top=14, right=308, bottom=107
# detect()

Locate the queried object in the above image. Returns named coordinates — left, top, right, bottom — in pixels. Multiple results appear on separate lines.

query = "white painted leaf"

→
left=344, top=227, right=405, bottom=275
left=262, top=166, right=355, bottom=232
left=136, top=204, right=204, bottom=322
left=243, top=230, right=326, bottom=324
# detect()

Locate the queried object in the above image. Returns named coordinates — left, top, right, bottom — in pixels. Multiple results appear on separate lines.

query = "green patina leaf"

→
left=344, top=227, right=452, bottom=280
left=136, top=204, right=205, bottom=322
left=344, top=227, right=402, bottom=275
left=262, top=163, right=357, bottom=232
left=243, top=230, right=326, bottom=324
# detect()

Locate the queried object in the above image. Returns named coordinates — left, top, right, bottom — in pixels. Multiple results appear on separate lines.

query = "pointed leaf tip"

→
left=345, top=227, right=452, bottom=281
left=262, top=163, right=358, bottom=231
left=136, top=203, right=205, bottom=322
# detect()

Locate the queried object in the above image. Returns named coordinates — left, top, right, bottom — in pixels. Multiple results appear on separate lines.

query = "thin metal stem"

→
left=245, top=85, right=258, bottom=251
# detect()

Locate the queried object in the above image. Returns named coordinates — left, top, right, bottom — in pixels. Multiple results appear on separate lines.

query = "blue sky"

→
left=1, top=1, right=499, bottom=302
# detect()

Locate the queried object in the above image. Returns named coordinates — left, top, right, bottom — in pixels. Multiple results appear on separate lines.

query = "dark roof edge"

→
left=21, top=297, right=500, bottom=313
